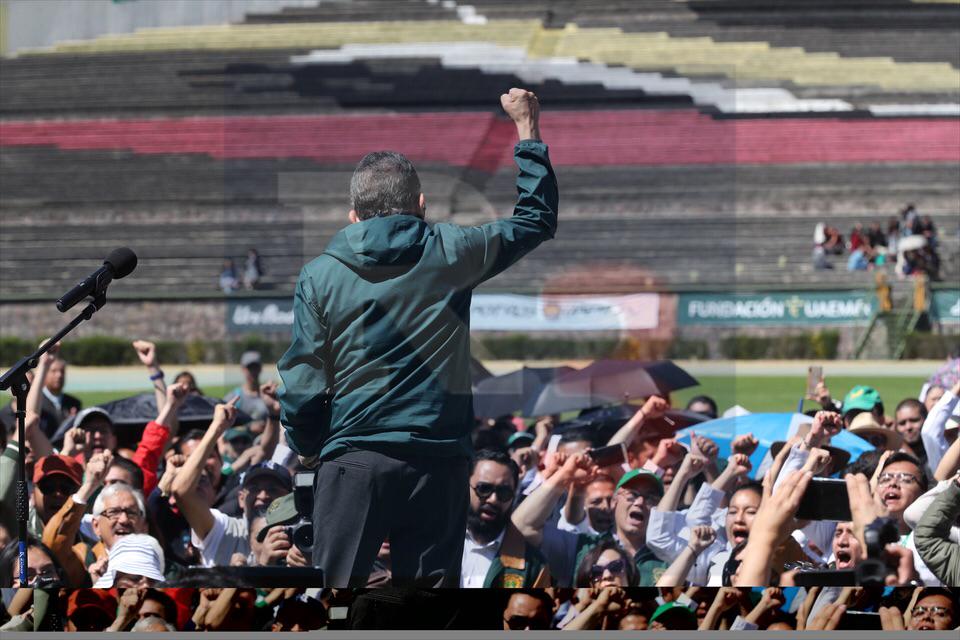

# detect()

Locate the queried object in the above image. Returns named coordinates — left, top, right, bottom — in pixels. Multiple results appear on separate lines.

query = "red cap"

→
left=66, top=589, right=117, bottom=618
left=33, top=454, right=83, bottom=486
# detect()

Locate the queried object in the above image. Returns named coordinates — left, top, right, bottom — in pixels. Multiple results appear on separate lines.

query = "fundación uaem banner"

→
left=228, top=293, right=661, bottom=333
left=678, top=291, right=876, bottom=326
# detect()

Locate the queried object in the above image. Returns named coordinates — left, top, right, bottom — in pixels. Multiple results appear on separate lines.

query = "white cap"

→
left=94, top=533, right=165, bottom=587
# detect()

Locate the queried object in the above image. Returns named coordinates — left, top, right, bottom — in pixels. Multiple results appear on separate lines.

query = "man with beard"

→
left=460, top=449, right=550, bottom=588
left=513, top=453, right=667, bottom=586
left=172, top=401, right=292, bottom=567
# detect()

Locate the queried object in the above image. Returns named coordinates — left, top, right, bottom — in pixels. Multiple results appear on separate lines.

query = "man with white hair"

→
left=132, top=616, right=175, bottom=633
left=42, top=446, right=151, bottom=586
left=94, top=533, right=165, bottom=588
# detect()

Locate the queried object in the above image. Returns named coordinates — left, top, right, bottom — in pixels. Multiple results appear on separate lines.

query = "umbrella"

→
left=472, top=365, right=574, bottom=418
left=927, top=358, right=959, bottom=390
left=51, top=393, right=253, bottom=444
left=674, top=413, right=874, bottom=480
left=470, top=356, right=494, bottom=385
left=528, top=359, right=699, bottom=416
left=555, top=404, right=710, bottom=444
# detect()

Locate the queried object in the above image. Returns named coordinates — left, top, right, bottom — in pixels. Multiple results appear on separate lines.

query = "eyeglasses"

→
left=503, top=615, right=548, bottom=630
left=99, top=506, right=143, bottom=521
left=620, top=490, right=660, bottom=507
left=37, top=478, right=78, bottom=496
left=590, top=559, right=626, bottom=581
left=472, top=482, right=515, bottom=503
left=877, top=472, right=919, bottom=487
left=911, top=605, right=951, bottom=620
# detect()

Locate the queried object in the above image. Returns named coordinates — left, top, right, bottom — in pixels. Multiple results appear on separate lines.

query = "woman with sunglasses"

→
left=574, top=540, right=638, bottom=588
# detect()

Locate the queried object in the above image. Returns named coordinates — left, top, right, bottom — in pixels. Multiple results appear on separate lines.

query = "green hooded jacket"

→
left=278, top=140, right=558, bottom=460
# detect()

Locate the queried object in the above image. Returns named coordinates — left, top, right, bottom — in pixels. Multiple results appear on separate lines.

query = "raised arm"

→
left=464, top=89, right=558, bottom=287
left=913, top=474, right=960, bottom=586
left=133, top=340, right=171, bottom=431
left=922, top=381, right=959, bottom=475
left=656, top=525, right=716, bottom=587
left=512, top=452, right=595, bottom=547
left=607, top=396, right=668, bottom=449
left=171, top=399, right=238, bottom=541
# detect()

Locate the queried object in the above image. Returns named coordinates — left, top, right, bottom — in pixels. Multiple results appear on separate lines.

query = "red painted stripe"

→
left=1, top=111, right=957, bottom=167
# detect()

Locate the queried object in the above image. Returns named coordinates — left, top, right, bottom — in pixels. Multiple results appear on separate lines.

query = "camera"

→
left=286, top=471, right=315, bottom=554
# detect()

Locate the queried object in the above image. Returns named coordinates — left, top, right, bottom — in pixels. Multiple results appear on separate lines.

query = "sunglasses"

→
left=590, top=559, right=626, bottom=581
left=472, top=482, right=514, bottom=503
left=503, top=615, right=548, bottom=630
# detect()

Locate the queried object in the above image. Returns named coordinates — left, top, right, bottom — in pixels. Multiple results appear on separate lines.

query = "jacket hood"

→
left=324, top=215, right=428, bottom=275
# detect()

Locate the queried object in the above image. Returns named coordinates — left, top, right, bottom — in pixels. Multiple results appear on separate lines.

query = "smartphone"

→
left=587, top=443, right=628, bottom=468
left=796, top=477, right=851, bottom=521
left=838, top=611, right=882, bottom=631
left=806, top=365, right=823, bottom=400
left=546, top=434, right=562, bottom=455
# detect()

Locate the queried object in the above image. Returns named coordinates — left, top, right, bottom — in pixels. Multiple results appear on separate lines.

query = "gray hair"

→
left=131, top=616, right=176, bottom=632
left=349, top=151, right=421, bottom=220
left=92, top=482, right=145, bottom=517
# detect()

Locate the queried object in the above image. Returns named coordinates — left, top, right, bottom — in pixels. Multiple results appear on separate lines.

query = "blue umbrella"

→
left=674, top=413, right=874, bottom=480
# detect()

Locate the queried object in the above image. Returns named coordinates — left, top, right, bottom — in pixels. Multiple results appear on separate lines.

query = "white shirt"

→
left=460, top=527, right=505, bottom=588
left=190, top=507, right=250, bottom=568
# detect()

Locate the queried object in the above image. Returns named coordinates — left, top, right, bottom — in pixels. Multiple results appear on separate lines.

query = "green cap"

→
left=506, top=431, right=535, bottom=448
left=650, top=601, right=697, bottom=628
left=615, top=468, right=664, bottom=496
left=255, top=493, right=299, bottom=542
left=841, top=385, right=882, bottom=415
left=223, top=427, right=253, bottom=443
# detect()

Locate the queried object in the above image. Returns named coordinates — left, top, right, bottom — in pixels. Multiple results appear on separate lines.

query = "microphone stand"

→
left=0, top=293, right=107, bottom=586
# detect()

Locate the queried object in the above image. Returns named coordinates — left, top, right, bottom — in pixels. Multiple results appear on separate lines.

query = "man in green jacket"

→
left=277, top=88, right=558, bottom=587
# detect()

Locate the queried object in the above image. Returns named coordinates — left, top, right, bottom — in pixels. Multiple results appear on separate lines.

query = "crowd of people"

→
left=1, top=584, right=958, bottom=631
left=813, top=203, right=943, bottom=279
left=0, top=341, right=958, bottom=600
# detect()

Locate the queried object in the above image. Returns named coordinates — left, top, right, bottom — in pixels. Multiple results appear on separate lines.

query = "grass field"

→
left=70, top=376, right=926, bottom=416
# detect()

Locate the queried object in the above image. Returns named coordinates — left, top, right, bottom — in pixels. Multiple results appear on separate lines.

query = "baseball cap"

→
left=256, top=493, right=300, bottom=542
left=615, top=468, right=664, bottom=496
left=842, top=385, right=882, bottom=415
left=33, top=454, right=83, bottom=486
left=649, top=601, right=697, bottom=628
left=67, top=589, right=117, bottom=619
left=240, top=461, right=292, bottom=491
left=223, top=427, right=253, bottom=444
left=74, top=407, right=113, bottom=430
left=506, top=431, right=535, bottom=449
left=240, top=351, right=262, bottom=367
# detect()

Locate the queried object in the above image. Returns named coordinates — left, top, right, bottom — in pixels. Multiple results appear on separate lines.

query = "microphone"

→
left=56, top=247, right=137, bottom=312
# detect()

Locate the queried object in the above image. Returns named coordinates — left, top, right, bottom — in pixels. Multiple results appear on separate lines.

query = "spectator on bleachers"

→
left=242, top=248, right=264, bottom=290
left=902, top=203, right=919, bottom=235
left=887, top=216, right=901, bottom=254
left=219, top=259, right=240, bottom=294
left=849, top=223, right=864, bottom=253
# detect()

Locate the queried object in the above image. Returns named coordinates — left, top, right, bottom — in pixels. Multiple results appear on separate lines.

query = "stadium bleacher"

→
left=1, top=0, right=957, bottom=299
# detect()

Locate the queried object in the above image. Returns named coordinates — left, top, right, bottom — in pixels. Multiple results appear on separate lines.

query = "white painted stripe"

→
left=290, top=42, right=855, bottom=114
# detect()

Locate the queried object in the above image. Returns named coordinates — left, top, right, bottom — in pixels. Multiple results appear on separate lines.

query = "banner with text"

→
left=678, top=291, right=875, bottom=326
left=932, top=289, right=960, bottom=324
left=228, top=294, right=660, bottom=333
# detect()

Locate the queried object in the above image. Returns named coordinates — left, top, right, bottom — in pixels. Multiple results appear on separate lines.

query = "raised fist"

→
left=689, top=525, right=717, bottom=553
left=132, top=340, right=158, bottom=368
left=731, top=433, right=759, bottom=457
left=84, top=450, right=113, bottom=487
left=166, top=381, right=190, bottom=409
left=260, top=381, right=281, bottom=415
left=500, top=88, right=540, bottom=140
left=641, top=395, right=669, bottom=421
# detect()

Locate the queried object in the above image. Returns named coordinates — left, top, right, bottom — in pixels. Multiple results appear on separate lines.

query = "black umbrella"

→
left=555, top=404, right=709, bottom=444
left=51, top=393, right=253, bottom=444
left=528, top=359, right=699, bottom=417
left=472, top=365, right=575, bottom=418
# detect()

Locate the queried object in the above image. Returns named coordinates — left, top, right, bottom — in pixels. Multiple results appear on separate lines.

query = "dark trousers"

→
left=312, top=447, right=470, bottom=588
